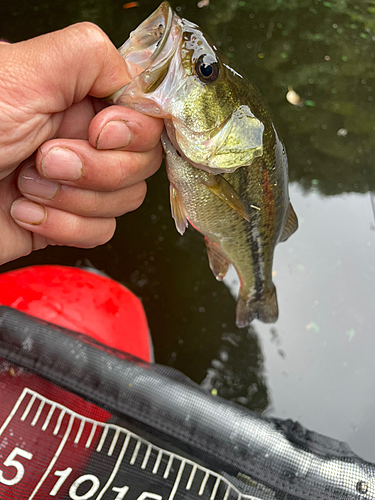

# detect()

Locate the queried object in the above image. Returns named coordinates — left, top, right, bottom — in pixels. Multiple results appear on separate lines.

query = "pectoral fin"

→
left=202, top=175, right=250, bottom=222
left=204, top=237, right=230, bottom=281
left=280, top=203, right=298, bottom=242
left=169, top=183, right=188, bottom=235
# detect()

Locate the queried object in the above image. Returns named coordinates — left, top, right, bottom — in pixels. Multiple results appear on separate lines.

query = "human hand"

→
left=0, top=23, right=164, bottom=265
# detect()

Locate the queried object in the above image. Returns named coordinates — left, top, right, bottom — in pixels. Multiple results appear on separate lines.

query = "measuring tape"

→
left=0, top=383, right=262, bottom=500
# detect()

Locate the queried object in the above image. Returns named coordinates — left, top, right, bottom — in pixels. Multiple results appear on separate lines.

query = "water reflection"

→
left=224, top=184, right=375, bottom=459
left=201, top=327, right=269, bottom=412
left=1, top=0, right=375, bottom=461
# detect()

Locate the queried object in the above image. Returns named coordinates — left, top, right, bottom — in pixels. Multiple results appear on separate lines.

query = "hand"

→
left=0, top=22, right=164, bottom=266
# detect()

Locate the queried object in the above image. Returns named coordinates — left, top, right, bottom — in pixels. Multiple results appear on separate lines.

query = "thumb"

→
left=2, top=22, right=136, bottom=113
left=0, top=23, right=139, bottom=172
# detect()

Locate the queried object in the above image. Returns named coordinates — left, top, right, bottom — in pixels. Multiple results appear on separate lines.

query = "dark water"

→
left=1, top=0, right=375, bottom=460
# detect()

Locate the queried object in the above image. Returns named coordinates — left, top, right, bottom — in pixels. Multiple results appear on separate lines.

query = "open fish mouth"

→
left=119, top=1, right=175, bottom=68
left=109, top=2, right=181, bottom=103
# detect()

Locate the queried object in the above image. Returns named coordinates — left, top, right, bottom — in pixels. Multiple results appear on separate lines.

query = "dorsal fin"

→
left=280, top=203, right=298, bottom=242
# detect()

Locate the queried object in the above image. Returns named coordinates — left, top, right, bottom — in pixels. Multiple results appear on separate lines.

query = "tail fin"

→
left=235, top=285, right=278, bottom=328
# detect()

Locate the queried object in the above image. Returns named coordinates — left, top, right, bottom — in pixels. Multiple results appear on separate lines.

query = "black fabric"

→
left=0, top=305, right=374, bottom=500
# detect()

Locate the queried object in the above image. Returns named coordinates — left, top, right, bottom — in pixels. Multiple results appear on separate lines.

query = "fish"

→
left=109, top=2, right=298, bottom=327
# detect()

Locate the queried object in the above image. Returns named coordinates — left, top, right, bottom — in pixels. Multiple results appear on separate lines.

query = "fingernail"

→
left=18, top=166, right=59, bottom=199
left=97, top=120, right=132, bottom=150
left=41, top=147, right=83, bottom=181
left=11, top=200, right=46, bottom=225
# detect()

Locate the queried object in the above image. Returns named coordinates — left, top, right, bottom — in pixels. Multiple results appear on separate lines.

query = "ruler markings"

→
left=168, top=460, right=185, bottom=500
left=74, top=418, right=85, bottom=444
left=141, top=444, right=152, bottom=470
left=96, top=433, right=131, bottom=500
left=53, top=409, right=65, bottom=436
left=223, top=485, right=231, bottom=500
left=210, top=477, right=221, bottom=500
left=108, top=428, right=120, bottom=457
left=163, top=454, right=174, bottom=479
left=0, top=388, right=29, bottom=436
left=96, top=425, right=109, bottom=452
left=130, top=439, right=141, bottom=465
left=31, top=400, right=45, bottom=427
left=42, top=404, right=56, bottom=431
left=152, top=449, right=163, bottom=474
left=29, top=413, right=75, bottom=500
left=199, top=471, right=209, bottom=496
left=85, top=422, right=97, bottom=448
left=186, top=464, right=197, bottom=490
left=2, top=388, right=260, bottom=500
left=21, top=393, right=36, bottom=421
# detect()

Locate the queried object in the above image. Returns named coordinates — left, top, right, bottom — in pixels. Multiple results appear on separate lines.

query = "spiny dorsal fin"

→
left=204, top=237, right=230, bottom=281
left=169, top=183, right=188, bottom=235
left=280, top=203, right=298, bottom=242
left=202, top=175, right=250, bottom=222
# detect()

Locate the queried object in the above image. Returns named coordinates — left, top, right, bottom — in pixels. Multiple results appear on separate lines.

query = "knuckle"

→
left=94, top=156, right=126, bottom=191
left=64, top=215, right=116, bottom=248
left=70, top=22, right=107, bottom=43
left=80, top=190, right=102, bottom=215
left=112, top=158, right=130, bottom=190
left=114, top=155, right=142, bottom=190
left=67, top=22, right=110, bottom=61
left=149, top=144, right=163, bottom=172
left=83, top=219, right=116, bottom=248
left=64, top=215, right=84, bottom=244
left=131, top=182, right=147, bottom=211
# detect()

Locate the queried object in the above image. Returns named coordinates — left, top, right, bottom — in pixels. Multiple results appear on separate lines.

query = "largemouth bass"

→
left=110, top=2, right=298, bottom=327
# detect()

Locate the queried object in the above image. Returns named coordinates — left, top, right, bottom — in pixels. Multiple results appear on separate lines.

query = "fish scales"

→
left=110, top=1, right=298, bottom=326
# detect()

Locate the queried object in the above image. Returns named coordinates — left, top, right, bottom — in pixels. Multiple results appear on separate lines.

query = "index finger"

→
left=35, top=139, right=163, bottom=191
left=88, top=105, right=164, bottom=152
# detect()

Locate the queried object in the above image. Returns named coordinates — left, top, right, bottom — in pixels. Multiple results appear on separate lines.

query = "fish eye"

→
left=195, top=55, right=219, bottom=83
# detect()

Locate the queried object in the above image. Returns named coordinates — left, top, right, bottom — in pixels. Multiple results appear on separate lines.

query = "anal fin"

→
left=204, top=237, right=230, bottom=281
left=280, top=203, right=298, bottom=242
left=169, top=183, right=188, bottom=235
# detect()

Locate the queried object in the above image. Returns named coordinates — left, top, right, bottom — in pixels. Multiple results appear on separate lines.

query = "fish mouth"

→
left=109, top=2, right=180, bottom=102
left=119, top=1, right=175, bottom=68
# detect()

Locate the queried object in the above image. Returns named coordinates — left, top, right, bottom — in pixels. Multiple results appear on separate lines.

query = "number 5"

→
left=0, top=447, right=33, bottom=486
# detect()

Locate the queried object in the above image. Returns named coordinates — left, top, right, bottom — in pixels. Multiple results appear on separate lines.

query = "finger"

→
left=4, top=23, right=138, bottom=111
left=35, top=139, right=163, bottom=190
left=10, top=197, right=116, bottom=248
left=0, top=24, right=144, bottom=172
left=54, top=96, right=97, bottom=140
left=18, top=165, right=147, bottom=217
left=88, top=105, right=164, bottom=152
